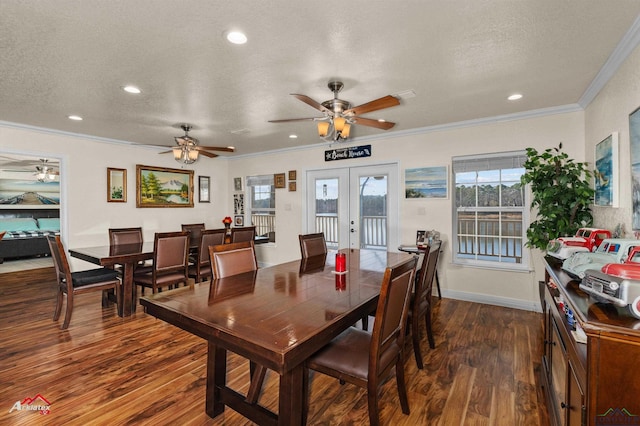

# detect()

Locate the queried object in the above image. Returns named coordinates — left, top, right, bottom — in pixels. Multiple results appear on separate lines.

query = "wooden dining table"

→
left=69, top=242, right=155, bottom=317
left=140, top=248, right=414, bottom=426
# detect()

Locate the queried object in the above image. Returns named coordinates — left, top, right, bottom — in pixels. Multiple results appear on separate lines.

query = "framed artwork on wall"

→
left=234, top=177, right=242, bottom=192
left=594, top=132, right=618, bottom=207
left=405, top=166, right=448, bottom=199
left=135, top=164, right=194, bottom=208
left=274, top=173, right=286, bottom=188
left=234, top=215, right=244, bottom=226
left=107, top=168, right=127, bottom=202
left=631, top=107, right=640, bottom=229
left=199, top=176, right=210, bottom=203
left=234, top=193, right=244, bottom=215
left=288, top=170, right=297, bottom=181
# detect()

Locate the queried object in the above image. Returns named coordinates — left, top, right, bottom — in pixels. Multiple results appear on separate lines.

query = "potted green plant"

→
left=520, top=143, right=594, bottom=250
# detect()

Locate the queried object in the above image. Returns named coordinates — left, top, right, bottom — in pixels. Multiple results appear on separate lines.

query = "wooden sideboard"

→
left=542, top=256, right=640, bottom=426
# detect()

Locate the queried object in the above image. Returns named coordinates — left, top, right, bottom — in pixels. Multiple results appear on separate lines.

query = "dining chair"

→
left=181, top=223, right=205, bottom=249
left=304, top=256, right=417, bottom=426
left=188, top=228, right=226, bottom=283
left=108, top=227, right=152, bottom=274
left=47, top=235, right=121, bottom=330
left=230, top=226, right=256, bottom=243
left=208, top=240, right=265, bottom=403
left=298, top=232, right=327, bottom=258
left=408, top=240, right=441, bottom=369
left=133, top=231, right=190, bottom=298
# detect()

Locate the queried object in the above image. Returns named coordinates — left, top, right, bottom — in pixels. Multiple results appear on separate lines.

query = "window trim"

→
left=451, top=151, right=530, bottom=271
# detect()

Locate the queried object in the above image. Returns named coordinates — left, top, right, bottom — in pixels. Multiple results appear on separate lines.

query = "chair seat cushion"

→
left=308, top=328, right=371, bottom=380
left=71, top=268, right=119, bottom=287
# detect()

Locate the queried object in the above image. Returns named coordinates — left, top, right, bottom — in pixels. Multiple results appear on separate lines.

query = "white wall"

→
left=586, top=43, right=640, bottom=233
left=0, top=125, right=231, bottom=270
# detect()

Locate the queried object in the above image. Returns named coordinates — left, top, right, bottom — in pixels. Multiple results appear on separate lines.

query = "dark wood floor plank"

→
left=0, top=267, right=549, bottom=425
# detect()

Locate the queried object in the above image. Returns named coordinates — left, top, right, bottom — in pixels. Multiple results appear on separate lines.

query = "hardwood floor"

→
left=0, top=267, right=549, bottom=425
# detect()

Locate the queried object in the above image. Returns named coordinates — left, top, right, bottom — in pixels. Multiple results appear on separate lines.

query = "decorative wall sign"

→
left=594, top=132, right=618, bottom=207
left=325, top=144, right=371, bottom=162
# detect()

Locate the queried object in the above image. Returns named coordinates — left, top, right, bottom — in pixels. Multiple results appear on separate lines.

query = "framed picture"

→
left=288, top=170, right=297, bottom=181
left=234, top=177, right=243, bottom=192
left=405, top=166, right=448, bottom=199
left=274, top=173, right=286, bottom=188
left=199, top=176, right=210, bottom=203
left=594, top=132, right=618, bottom=207
left=234, top=193, right=245, bottom=215
left=416, top=230, right=426, bottom=245
left=289, top=181, right=297, bottom=192
left=631, top=106, right=640, bottom=229
left=135, top=164, right=194, bottom=208
left=234, top=215, right=244, bottom=226
left=107, top=168, right=127, bottom=202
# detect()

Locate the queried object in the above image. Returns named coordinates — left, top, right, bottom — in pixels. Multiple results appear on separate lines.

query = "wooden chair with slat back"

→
left=208, top=240, right=266, bottom=404
left=133, top=231, right=190, bottom=300
left=230, top=226, right=256, bottom=243
left=304, top=255, right=417, bottom=426
left=407, top=240, right=441, bottom=369
left=188, top=228, right=226, bottom=283
left=47, top=235, right=122, bottom=330
left=298, top=232, right=327, bottom=258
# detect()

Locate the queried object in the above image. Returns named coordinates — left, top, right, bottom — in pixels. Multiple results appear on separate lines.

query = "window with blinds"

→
left=452, top=151, right=529, bottom=270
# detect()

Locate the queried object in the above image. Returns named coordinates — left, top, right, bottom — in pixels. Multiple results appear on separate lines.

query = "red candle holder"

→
left=335, top=252, right=346, bottom=272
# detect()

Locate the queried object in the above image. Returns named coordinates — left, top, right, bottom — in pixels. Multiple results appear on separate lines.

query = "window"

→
left=452, top=151, right=528, bottom=270
left=246, top=175, right=276, bottom=242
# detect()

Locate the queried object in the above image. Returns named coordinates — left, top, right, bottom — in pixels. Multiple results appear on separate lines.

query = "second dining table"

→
left=140, top=248, right=415, bottom=426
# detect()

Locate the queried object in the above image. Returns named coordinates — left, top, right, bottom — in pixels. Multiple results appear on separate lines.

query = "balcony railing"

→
left=315, top=214, right=387, bottom=249
left=456, top=214, right=523, bottom=263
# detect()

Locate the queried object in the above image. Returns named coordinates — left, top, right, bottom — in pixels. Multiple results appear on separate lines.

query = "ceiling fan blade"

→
left=158, top=150, right=173, bottom=154
left=351, top=117, right=396, bottom=130
left=198, top=150, right=218, bottom=158
left=291, top=94, right=333, bottom=114
left=197, top=146, right=235, bottom=152
left=268, top=117, right=322, bottom=123
left=343, top=95, right=400, bottom=116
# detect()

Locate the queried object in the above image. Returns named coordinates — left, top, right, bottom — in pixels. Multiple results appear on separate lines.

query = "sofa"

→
left=0, top=211, right=60, bottom=263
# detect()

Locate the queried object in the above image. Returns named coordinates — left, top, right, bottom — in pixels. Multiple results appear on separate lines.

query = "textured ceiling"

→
left=1, top=1, right=640, bottom=158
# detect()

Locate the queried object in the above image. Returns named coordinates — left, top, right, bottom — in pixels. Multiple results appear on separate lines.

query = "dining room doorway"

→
left=305, top=163, right=399, bottom=250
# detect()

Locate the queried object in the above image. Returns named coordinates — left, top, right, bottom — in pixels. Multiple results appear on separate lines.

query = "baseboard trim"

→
left=440, top=289, right=542, bottom=313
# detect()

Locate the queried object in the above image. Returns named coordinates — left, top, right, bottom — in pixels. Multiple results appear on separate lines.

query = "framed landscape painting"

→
left=136, top=165, right=194, bottom=208
left=405, top=166, right=448, bottom=198
left=594, top=132, right=618, bottom=207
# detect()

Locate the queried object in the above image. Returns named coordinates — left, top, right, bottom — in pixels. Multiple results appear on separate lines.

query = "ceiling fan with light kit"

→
left=269, top=81, right=400, bottom=142
left=0, top=158, right=60, bottom=182
left=157, top=124, right=235, bottom=164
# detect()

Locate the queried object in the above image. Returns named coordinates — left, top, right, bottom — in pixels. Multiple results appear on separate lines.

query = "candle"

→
left=335, top=252, right=346, bottom=272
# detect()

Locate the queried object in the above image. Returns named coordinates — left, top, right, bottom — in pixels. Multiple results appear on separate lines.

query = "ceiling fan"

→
left=0, top=158, right=59, bottom=181
left=158, top=124, right=235, bottom=164
left=269, top=81, right=400, bottom=141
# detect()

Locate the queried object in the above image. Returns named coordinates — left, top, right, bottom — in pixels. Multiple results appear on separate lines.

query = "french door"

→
left=305, top=163, right=399, bottom=250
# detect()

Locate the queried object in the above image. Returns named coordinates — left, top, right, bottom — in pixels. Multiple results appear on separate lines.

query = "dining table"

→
left=140, top=248, right=414, bottom=426
left=69, top=241, right=155, bottom=317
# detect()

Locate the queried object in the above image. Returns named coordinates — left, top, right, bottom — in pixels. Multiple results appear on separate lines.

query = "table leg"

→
left=278, top=363, right=304, bottom=426
left=120, top=262, right=135, bottom=317
left=206, top=341, right=227, bottom=418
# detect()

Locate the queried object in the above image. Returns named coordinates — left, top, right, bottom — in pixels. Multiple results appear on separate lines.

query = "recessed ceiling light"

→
left=123, top=85, right=141, bottom=94
left=289, top=134, right=298, bottom=139
left=226, top=31, right=247, bottom=45
left=508, top=93, right=523, bottom=101
left=68, top=115, right=83, bottom=121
